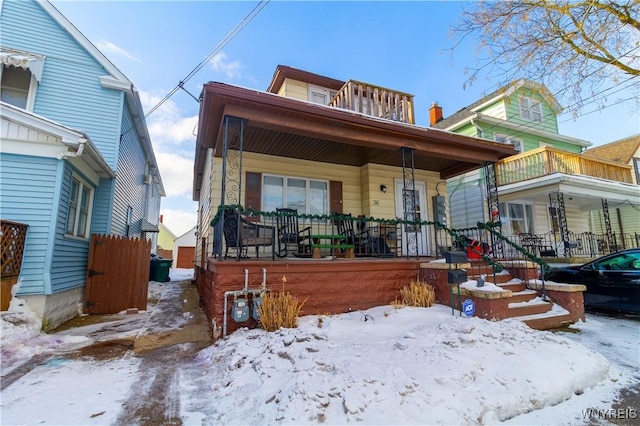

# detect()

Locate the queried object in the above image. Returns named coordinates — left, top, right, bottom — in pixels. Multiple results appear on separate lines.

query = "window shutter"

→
left=330, top=180, right=343, bottom=214
left=245, top=172, right=262, bottom=222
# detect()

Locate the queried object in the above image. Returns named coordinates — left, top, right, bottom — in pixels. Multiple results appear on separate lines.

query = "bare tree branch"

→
left=451, top=0, right=640, bottom=110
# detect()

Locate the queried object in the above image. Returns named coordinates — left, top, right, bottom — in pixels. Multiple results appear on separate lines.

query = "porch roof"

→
left=193, top=82, right=518, bottom=199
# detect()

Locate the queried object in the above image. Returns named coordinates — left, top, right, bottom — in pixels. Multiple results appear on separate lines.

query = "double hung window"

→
left=499, top=202, right=534, bottom=235
left=494, top=134, right=523, bottom=152
left=66, top=176, right=93, bottom=238
left=519, top=96, right=542, bottom=123
left=1, top=66, right=33, bottom=109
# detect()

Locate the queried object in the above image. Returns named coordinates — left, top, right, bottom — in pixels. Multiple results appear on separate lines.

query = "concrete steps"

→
left=473, top=268, right=578, bottom=330
left=506, top=297, right=553, bottom=318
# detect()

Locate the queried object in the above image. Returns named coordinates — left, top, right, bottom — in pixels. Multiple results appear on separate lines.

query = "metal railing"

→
left=210, top=207, right=637, bottom=264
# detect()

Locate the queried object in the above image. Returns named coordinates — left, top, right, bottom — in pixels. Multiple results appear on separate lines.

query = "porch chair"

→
left=334, top=214, right=371, bottom=256
left=275, top=208, right=312, bottom=257
left=222, top=208, right=275, bottom=260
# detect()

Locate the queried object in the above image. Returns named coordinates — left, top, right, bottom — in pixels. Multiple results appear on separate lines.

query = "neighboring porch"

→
left=494, top=147, right=639, bottom=258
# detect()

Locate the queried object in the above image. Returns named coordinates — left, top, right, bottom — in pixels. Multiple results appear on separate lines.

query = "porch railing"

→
left=503, top=231, right=640, bottom=258
left=209, top=207, right=636, bottom=262
left=329, top=80, right=415, bottom=124
left=494, top=146, right=634, bottom=186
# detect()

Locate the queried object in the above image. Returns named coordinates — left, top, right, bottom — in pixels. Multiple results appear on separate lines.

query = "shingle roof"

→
left=433, top=79, right=561, bottom=129
left=582, top=134, right=640, bottom=164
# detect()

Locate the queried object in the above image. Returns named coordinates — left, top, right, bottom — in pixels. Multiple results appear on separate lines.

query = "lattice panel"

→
left=1, top=220, right=28, bottom=277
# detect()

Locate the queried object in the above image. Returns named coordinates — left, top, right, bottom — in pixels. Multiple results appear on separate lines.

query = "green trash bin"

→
left=152, top=258, right=172, bottom=282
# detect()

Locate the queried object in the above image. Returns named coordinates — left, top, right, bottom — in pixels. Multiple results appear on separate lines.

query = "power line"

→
left=145, top=0, right=270, bottom=118
left=120, top=0, right=270, bottom=141
left=455, top=45, right=640, bottom=144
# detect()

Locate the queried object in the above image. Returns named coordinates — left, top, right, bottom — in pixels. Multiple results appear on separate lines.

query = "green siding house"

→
left=432, top=79, right=639, bottom=257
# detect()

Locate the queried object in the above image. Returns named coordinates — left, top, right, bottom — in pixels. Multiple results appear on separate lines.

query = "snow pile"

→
left=1, top=294, right=89, bottom=376
left=184, top=305, right=610, bottom=425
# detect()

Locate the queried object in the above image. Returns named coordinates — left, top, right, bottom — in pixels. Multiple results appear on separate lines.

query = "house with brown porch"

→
left=192, top=66, right=586, bottom=338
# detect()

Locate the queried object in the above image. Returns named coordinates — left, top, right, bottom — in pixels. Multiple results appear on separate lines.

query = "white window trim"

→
left=0, top=65, right=38, bottom=111
left=65, top=173, right=94, bottom=240
left=494, top=133, right=523, bottom=153
left=519, top=96, right=542, bottom=123
left=262, top=174, right=329, bottom=215
left=307, top=84, right=337, bottom=105
left=499, top=201, right=535, bottom=235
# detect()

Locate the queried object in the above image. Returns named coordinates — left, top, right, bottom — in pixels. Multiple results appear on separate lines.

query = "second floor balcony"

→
left=329, top=80, right=415, bottom=124
left=494, top=146, right=634, bottom=186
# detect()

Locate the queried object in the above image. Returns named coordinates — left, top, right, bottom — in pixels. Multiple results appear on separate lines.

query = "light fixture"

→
left=380, top=184, right=387, bottom=193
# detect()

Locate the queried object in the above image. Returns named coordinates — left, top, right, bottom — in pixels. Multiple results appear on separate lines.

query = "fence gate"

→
left=84, top=234, right=151, bottom=314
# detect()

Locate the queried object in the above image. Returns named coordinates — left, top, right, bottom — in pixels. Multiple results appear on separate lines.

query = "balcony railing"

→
left=329, top=80, right=415, bottom=124
left=494, top=146, right=633, bottom=186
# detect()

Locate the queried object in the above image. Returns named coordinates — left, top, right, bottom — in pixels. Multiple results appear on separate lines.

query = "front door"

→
left=394, top=179, right=429, bottom=256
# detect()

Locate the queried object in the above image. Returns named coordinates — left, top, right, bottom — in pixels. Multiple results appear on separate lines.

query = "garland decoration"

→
left=210, top=204, right=550, bottom=273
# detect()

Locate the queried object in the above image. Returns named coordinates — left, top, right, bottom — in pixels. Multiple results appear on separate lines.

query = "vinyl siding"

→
left=213, top=151, right=362, bottom=215
left=110, top=105, right=146, bottom=236
left=481, top=100, right=506, bottom=120
left=50, top=165, right=93, bottom=292
left=1, top=0, right=123, bottom=169
left=359, top=163, right=442, bottom=221
left=280, top=79, right=309, bottom=101
left=208, top=151, right=443, bottom=223
left=504, top=88, right=559, bottom=134
left=591, top=205, right=640, bottom=238
left=195, top=149, right=214, bottom=268
left=90, top=177, right=114, bottom=234
left=447, top=171, right=486, bottom=229
left=0, top=153, right=58, bottom=295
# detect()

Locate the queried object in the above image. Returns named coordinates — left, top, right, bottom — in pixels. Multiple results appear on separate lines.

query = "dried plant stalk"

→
left=398, top=279, right=436, bottom=307
left=258, top=291, right=307, bottom=332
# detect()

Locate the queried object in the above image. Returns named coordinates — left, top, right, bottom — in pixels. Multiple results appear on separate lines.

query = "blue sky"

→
left=51, top=0, right=640, bottom=236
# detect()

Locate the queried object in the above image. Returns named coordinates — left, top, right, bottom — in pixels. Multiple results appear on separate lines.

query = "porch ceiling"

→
left=194, top=82, right=518, bottom=199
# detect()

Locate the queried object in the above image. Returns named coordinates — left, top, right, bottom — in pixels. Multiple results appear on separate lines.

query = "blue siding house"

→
left=0, top=0, right=165, bottom=328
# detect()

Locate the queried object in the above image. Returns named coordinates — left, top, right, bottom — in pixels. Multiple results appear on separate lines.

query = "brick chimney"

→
left=429, top=102, right=443, bottom=126
left=159, top=215, right=163, bottom=223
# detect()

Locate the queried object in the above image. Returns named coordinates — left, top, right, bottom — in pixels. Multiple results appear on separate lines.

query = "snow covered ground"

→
left=1, top=268, right=638, bottom=425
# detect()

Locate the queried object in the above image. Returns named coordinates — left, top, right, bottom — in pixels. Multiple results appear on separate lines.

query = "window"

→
left=262, top=175, right=328, bottom=215
left=308, top=84, right=337, bottom=105
left=494, top=134, right=523, bottom=152
left=634, top=158, right=640, bottom=185
left=0, top=65, right=33, bottom=109
left=66, top=176, right=93, bottom=238
left=519, top=96, right=542, bottom=123
left=499, top=202, right=534, bottom=235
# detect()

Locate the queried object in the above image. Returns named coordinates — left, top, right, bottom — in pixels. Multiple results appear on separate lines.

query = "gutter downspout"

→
left=56, top=138, right=87, bottom=160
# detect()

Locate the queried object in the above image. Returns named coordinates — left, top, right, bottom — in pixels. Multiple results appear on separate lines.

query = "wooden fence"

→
left=84, top=234, right=151, bottom=314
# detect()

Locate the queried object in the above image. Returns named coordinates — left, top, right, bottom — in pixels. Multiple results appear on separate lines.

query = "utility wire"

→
left=457, top=45, right=640, bottom=146
left=120, top=0, right=270, bottom=140
left=145, top=0, right=270, bottom=118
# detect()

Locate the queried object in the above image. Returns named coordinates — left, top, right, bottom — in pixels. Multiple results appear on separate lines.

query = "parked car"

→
left=544, top=248, right=640, bottom=314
